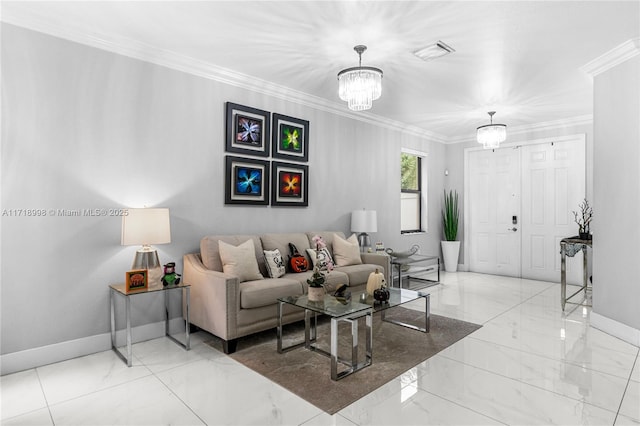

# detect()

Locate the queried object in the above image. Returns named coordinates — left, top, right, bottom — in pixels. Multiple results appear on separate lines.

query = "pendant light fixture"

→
left=477, top=111, right=507, bottom=149
left=337, top=45, right=383, bottom=111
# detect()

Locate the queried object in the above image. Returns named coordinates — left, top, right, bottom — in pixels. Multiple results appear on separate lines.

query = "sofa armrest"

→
left=360, top=252, right=391, bottom=284
left=183, top=253, right=240, bottom=340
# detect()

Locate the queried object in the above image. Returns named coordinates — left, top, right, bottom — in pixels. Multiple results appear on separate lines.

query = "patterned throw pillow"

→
left=306, top=248, right=334, bottom=270
left=263, top=249, right=286, bottom=278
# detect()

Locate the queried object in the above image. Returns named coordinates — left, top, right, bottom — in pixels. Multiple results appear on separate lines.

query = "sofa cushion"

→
left=333, top=233, right=363, bottom=267
left=306, top=247, right=334, bottom=270
left=336, top=264, right=382, bottom=287
left=219, top=239, right=264, bottom=282
left=240, top=278, right=303, bottom=309
left=201, top=235, right=266, bottom=275
left=306, top=231, right=346, bottom=259
left=263, top=249, right=287, bottom=278
left=260, top=233, right=312, bottom=267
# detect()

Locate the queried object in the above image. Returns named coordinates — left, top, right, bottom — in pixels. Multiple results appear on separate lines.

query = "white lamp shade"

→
left=351, top=210, right=378, bottom=233
left=121, top=208, right=171, bottom=246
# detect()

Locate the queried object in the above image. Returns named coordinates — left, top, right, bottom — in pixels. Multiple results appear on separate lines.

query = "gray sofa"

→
left=183, top=231, right=390, bottom=353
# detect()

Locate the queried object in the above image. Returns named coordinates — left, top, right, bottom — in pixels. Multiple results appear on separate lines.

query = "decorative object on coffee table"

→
left=441, top=189, right=460, bottom=272
left=307, top=235, right=334, bottom=302
left=366, top=268, right=385, bottom=296
left=573, top=198, right=593, bottom=240
left=373, top=285, right=390, bottom=303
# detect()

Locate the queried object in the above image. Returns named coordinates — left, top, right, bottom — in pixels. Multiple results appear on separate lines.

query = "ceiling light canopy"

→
left=338, top=45, right=383, bottom=111
left=477, top=111, right=507, bottom=149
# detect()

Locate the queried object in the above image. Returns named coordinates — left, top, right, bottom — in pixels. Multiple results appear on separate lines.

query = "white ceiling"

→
left=3, top=1, right=639, bottom=142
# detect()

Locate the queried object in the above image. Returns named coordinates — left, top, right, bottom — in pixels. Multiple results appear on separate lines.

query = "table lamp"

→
left=351, top=209, right=377, bottom=252
left=121, top=208, right=171, bottom=288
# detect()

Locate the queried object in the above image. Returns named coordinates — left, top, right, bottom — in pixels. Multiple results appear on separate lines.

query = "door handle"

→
left=508, top=227, right=518, bottom=232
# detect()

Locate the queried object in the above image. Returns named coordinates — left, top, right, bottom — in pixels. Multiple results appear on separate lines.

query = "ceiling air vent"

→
left=413, top=41, right=455, bottom=62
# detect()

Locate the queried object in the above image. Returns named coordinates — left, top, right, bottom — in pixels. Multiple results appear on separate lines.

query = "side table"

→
left=560, top=237, right=592, bottom=311
left=109, top=283, right=191, bottom=367
left=390, top=254, right=440, bottom=289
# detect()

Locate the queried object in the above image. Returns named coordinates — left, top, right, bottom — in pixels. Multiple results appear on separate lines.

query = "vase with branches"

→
left=573, top=198, right=593, bottom=240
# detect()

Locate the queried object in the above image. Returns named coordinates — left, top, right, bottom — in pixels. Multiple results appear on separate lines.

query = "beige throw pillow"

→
left=332, top=233, right=362, bottom=267
left=218, top=239, right=264, bottom=282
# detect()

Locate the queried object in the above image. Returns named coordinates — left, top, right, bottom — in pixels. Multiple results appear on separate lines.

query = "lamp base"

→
left=132, top=249, right=163, bottom=289
left=357, top=233, right=371, bottom=253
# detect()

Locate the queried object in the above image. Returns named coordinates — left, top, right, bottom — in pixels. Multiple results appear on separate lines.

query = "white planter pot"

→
left=441, top=241, right=461, bottom=272
left=307, top=286, right=325, bottom=302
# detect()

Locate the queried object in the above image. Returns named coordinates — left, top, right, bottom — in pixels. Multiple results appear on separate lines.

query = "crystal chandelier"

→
left=477, top=111, right=507, bottom=149
left=337, top=45, right=383, bottom=111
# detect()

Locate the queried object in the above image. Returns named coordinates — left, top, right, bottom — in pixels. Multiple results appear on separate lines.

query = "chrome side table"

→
left=560, top=237, right=592, bottom=311
left=110, top=283, right=191, bottom=367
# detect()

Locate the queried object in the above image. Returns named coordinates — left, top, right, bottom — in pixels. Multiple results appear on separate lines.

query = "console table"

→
left=110, top=283, right=191, bottom=367
left=560, top=237, right=592, bottom=311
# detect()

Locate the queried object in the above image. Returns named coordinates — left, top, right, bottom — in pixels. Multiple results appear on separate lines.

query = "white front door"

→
left=521, top=140, right=586, bottom=283
left=466, top=136, right=586, bottom=283
left=468, top=148, right=521, bottom=277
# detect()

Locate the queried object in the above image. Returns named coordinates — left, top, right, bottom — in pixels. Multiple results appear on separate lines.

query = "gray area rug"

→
left=206, top=308, right=481, bottom=415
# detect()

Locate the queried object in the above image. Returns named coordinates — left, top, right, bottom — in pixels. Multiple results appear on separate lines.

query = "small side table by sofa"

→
left=390, top=254, right=440, bottom=289
left=110, top=283, right=191, bottom=367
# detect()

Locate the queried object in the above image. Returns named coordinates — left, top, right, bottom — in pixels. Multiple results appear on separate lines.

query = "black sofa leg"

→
left=223, top=339, right=237, bottom=354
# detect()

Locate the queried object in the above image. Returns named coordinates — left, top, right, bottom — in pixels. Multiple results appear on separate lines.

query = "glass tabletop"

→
left=279, top=287, right=428, bottom=317
left=353, top=287, right=429, bottom=313
left=278, top=294, right=371, bottom=318
left=110, top=282, right=190, bottom=296
left=389, top=254, right=439, bottom=266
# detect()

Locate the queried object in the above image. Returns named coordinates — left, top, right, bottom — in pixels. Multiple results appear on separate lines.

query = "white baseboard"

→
left=591, top=312, right=640, bottom=347
left=1, top=319, right=184, bottom=375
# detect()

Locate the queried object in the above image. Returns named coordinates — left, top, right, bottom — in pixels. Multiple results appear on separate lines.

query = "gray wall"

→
left=592, top=55, right=640, bottom=332
left=1, top=24, right=445, bottom=356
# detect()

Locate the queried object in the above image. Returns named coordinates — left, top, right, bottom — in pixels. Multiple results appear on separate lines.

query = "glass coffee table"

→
left=277, top=287, right=430, bottom=381
left=277, top=295, right=372, bottom=381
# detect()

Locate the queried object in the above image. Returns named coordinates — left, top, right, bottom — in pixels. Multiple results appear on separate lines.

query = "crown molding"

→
left=581, top=38, right=640, bottom=77
left=447, top=114, right=593, bottom=145
left=1, top=14, right=447, bottom=144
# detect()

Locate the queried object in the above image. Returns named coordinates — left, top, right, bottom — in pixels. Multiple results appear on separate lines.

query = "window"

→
left=401, top=151, right=425, bottom=233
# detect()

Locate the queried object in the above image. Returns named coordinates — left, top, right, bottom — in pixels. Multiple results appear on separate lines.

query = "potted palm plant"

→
left=441, top=189, right=460, bottom=272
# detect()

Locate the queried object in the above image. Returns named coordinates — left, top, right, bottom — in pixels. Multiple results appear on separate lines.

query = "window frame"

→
left=400, top=149, right=428, bottom=234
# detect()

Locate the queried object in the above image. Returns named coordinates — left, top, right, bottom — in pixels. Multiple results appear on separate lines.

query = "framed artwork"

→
left=225, top=156, right=270, bottom=205
left=271, top=161, right=308, bottom=207
left=272, top=113, right=309, bottom=161
left=125, top=269, right=148, bottom=293
left=225, top=102, right=270, bottom=157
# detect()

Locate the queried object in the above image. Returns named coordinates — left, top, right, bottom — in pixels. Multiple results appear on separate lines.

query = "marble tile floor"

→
left=2, top=272, right=638, bottom=425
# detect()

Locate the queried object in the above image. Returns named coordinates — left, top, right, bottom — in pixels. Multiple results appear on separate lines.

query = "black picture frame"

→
left=225, top=156, right=270, bottom=205
left=271, top=161, right=309, bottom=207
left=272, top=113, right=309, bottom=162
left=225, top=102, right=271, bottom=157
